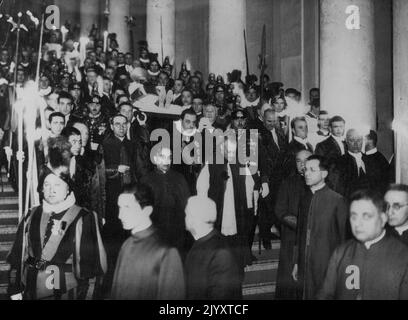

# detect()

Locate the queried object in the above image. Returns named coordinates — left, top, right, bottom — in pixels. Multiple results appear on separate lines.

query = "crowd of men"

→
left=1, top=24, right=408, bottom=300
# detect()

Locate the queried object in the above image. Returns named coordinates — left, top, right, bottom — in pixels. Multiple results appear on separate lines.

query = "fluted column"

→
left=393, top=0, right=408, bottom=183
left=208, top=0, right=246, bottom=80
left=320, top=0, right=376, bottom=131
left=146, top=0, right=175, bottom=63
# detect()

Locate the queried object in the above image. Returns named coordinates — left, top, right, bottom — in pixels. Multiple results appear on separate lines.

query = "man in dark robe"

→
left=364, top=130, right=390, bottom=195
left=111, top=184, right=185, bottom=300
left=274, top=150, right=311, bottom=300
left=385, top=184, right=408, bottom=246
left=294, top=155, right=348, bottom=300
left=185, top=196, right=242, bottom=300
left=140, top=147, right=191, bottom=256
left=317, top=190, right=408, bottom=300
left=101, top=114, right=135, bottom=297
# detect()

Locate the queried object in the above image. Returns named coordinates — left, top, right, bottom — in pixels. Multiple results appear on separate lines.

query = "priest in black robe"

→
left=364, top=130, right=390, bottom=195
left=317, top=189, right=408, bottom=300
left=140, top=147, right=191, bottom=256
left=294, top=155, right=348, bottom=300
left=274, top=150, right=311, bottom=300
left=385, top=184, right=408, bottom=246
left=111, top=184, right=185, bottom=300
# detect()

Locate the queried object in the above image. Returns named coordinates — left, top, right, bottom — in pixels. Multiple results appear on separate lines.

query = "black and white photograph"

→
left=0, top=0, right=407, bottom=308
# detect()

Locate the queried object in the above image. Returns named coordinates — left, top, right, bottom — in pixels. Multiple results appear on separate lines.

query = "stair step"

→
left=245, top=259, right=279, bottom=273
left=0, top=218, right=18, bottom=226
left=0, top=203, right=18, bottom=211
left=0, top=242, right=12, bottom=261
left=0, top=196, right=18, bottom=205
left=0, top=211, right=18, bottom=219
left=0, top=226, right=18, bottom=242
left=0, top=283, right=8, bottom=298
left=0, top=262, right=10, bottom=284
left=243, top=282, right=276, bottom=296
left=0, top=184, right=14, bottom=193
left=251, top=241, right=280, bottom=252
left=244, top=266, right=278, bottom=286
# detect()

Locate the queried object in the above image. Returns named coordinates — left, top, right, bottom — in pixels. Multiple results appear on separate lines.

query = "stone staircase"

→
left=0, top=168, right=280, bottom=300
left=0, top=169, right=18, bottom=300
left=242, top=235, right=280, bottom=300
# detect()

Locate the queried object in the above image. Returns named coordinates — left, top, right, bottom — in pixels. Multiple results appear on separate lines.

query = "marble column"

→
left=146, top=0, right=175, bottom=64
left=80, top=0, right=100, bottom=37
left=108, top=0, right=130, bottom=53
left=393, top=0, right=408, bottom=183
left=320, top=0, right=376, bottom=131
left=208, top=0, right=246, bottom=81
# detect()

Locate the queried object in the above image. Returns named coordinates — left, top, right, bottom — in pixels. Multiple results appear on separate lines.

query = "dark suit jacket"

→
left=185, top=229, right=242, bottom=300
left=363, top=151, right=390, bottom=195
left=283, top=139, right=313, bottom=178
left=332, top=153, right=370, bottom=199
left=315, top=136, right=347, bottom=164
left=258, top=127, right=287, bottom=187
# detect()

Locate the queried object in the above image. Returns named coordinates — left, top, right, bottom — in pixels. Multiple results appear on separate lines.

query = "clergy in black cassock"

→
left=111, top=184, right=185, bottom=300
left=363, top=130, right=390, bottom=195
left=141, top=147, right=191, bottom=256
left=295, top=155, right=348, bottom=300
left=274, top=150, right=310, bottom=300
left=385, top=185, right=408, bottom=246
left=317, top=190, right=408, bottom=300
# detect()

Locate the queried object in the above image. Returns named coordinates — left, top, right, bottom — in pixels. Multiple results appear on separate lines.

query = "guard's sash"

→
left=35, top=205, right=82, bottom=299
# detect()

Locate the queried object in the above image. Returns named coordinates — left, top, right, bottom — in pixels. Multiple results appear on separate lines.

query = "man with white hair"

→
left=185, top=196, right=242, bottom=300
left=332, top=128, right=370, bottom=199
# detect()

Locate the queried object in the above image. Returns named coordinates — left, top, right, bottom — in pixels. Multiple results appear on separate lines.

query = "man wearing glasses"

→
left=385, top=184, right=408, bottom=245
left=317, top=189, right=408, bottom=300
left=101, top=114, right=135, bottom=298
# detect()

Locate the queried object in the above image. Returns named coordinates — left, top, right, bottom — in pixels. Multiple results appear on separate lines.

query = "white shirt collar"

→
left=310, top=183, right=326, bottom=194
left=348, top=151, right=362, bottom=159
left=364, top=230, right=386, bottom=249
left=331, top=134, right=345, bottom=143
left=365, top=148, right=378, bottom=156
left=395, top=224, right=408, bottom=236
left=294, top=136, right=309, bottom=146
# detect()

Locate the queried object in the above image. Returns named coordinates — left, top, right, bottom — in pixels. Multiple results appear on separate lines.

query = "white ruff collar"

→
left=148, top=70, right=160, bottom=77
left=43, top=192, right=76, bottom=214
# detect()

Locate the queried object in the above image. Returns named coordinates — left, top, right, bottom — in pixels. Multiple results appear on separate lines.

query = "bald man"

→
left=185, top=196, right=242, bottom=300
left=332, top=129, right=370, bottom=199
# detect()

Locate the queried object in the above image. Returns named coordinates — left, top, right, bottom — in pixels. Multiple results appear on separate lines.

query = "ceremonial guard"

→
left=7, top=150, right=107, bottom=300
